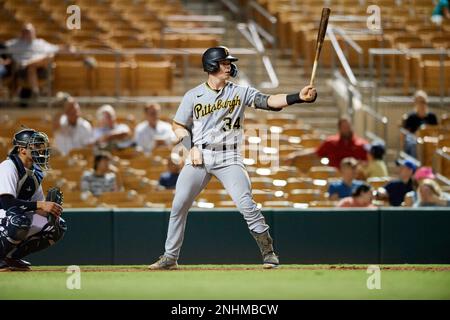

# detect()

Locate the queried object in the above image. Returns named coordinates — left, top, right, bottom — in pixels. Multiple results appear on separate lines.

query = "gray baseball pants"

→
left=164, top=149, right=269, bottom=260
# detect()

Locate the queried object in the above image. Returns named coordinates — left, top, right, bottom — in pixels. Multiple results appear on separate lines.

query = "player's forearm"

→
left=267, top=94, right=289, bottom=109
left=172, top=121, right=190, bottom=142
left=0, top=194, right=37, bottom=211
left=266, top=87, right=318, bottom=110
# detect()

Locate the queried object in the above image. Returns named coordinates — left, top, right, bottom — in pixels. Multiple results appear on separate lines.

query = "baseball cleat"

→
left=250, top=230, right=280, bottom=269
left=263, top=253, right=280, bottom=269
left=148, top=255, right=178, bottom=270
left=0, top=260, right=11, bottom=272
left=4, top=258, right=31, bottom=271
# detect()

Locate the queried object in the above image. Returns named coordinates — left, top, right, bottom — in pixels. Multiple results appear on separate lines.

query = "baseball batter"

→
left=0, top=129, right=66, bottom=271
left=149, top=46, right=317, bottom=270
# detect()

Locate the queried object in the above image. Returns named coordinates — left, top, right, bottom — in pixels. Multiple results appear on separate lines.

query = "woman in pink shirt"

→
left=338, top=183, right=376, bottom=208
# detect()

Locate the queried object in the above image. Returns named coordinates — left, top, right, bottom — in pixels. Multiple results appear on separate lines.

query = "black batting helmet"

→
left=202, top=46, right=238, bottom=77
left=11, top=128, right=51, bottom=170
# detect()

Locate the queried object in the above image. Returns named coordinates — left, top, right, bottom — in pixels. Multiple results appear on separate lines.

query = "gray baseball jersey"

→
left=163, top=81, right=272, bottom=260
left=174, top=81, right=260, bottom=147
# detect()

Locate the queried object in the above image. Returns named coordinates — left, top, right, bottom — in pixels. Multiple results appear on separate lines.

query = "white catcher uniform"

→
left=164, top=81, right=270, bottom=260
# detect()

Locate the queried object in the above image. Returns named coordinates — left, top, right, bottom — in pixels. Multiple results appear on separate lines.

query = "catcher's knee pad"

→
left=53, top=217, right=67, bottom=242
left=41, top=216, right=67, bottom=244
left=4, top=207, right=32, bottom=243
left=11, top=217, right=67, bottom=260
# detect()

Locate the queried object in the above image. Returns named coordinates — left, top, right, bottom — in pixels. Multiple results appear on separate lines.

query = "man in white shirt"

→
left=6, top=23, right=59, bottom=96
left=54, top=95, right=93, bottom=156
left=134, top=103, right=176, bottom=154
left=93, top=104, right=133, bottom=150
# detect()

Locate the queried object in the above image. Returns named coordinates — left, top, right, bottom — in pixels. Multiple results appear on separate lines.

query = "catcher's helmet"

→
left=12, top=128, right=51, bottom=170
left=202, top=46, right=238, bottom=77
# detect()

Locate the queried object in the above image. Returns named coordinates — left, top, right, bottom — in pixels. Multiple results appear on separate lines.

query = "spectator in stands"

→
left=361, top=140, right=388, bottom=179
left=337, top=183, right=376, bottom=208
left=328, top=157, right=364, bottom=201
left=431, top=0, right=450, bottom=25
left=81, top=152, right=119, bottom=197
left=378, top=159, right=416, bottom=206
left=414, top=179, right=450, bottom=207
left=316, top=116, right=368, bottom=168
left=403, top=167, right=450, bottom=206
left=5, top=23, right=59, bottom=98
left=159, top=154, right=182, bottom=189
left=134, top=103, right=176, bottom=154
left=93, top=104, right=133, bottom=150
left=0, top=42, right=12, bottom=82
left=402, top=90, right=438, bottom=158
left=53, top=93, right=93, bottom=156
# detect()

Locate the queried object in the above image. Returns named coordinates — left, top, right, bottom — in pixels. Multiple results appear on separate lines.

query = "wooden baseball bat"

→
left=310, top=8, right=331, bottom=86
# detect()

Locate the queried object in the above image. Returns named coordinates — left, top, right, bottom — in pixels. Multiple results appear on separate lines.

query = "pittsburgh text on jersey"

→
left=194, top=95, right=241, bottom=119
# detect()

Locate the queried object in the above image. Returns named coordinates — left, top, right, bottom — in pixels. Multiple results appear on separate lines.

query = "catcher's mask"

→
left=12, top=129, right=51, bottom=170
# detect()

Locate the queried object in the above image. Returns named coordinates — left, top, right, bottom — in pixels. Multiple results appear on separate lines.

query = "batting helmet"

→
left=11, top=128, right=51, bottom=170
left=202, top=46, right=238, bottom=77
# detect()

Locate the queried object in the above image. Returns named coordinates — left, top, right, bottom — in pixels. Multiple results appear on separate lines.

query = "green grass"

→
left=1, top=265, right=450, bottom=300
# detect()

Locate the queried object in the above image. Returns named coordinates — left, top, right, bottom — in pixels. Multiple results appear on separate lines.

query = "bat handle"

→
left=310, top=60, right=318, bottom=87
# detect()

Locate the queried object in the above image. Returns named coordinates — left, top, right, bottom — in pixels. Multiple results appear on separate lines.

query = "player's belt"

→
left=201, top=143, right=238, bottom=151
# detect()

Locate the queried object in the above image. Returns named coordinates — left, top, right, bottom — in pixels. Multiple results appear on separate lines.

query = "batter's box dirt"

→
left=27, top=265, right=450, bottom=272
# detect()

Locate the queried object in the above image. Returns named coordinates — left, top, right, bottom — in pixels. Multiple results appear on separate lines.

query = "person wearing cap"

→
left=134, top=103, right=177, bottom=154
left=328, top=157, right=364, bottom=200
left=93, top=104, right=133, bottom=150
left=431, top=0, right=450, bottom=26
left=403, top=167, right=450, bottom=207
left=414, top=179, right=449, bottom=207
left=361, top=140, right=388, bottom=179
left=378, top=159, right=416, bottom=206
left=402, top=90, right=438, bottom=158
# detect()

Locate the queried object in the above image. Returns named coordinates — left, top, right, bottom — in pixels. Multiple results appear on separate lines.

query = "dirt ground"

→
left=25, top=265, right=450, bottom=273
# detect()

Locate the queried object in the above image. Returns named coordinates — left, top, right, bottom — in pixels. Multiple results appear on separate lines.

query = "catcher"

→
left=0, top=128, right=66, bottom=271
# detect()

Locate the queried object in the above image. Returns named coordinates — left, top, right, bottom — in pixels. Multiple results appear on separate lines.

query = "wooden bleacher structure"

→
left=250, top=0, right=450, bottom=95
left=0, top=0, right=220, bottom=96
left=1, top=110, right=448, bottom=209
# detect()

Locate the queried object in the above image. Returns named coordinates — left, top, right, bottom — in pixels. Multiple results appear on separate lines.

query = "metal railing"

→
left=0, top=47, right=259, bottom=106
left=237, top=22, right=279, bottom=88
left=435, top=149, right=450, bottom=180
left=219, top=0, right=240, bottom=17
left=247, top=1, right=277, bottom=56
left=328, top=26, right=388, bottom=143
left=332, top=26, right=364, bottom=77
left=328, top=26, right=358, bottom=86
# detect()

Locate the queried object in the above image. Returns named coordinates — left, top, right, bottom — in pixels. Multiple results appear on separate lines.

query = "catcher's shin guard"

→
left=11, top=217, right=67, bottom=259
left=250, top=230, right=279, bottom=268
left=0, top=234, right=16, bottom=259
left=0, top=209, right=32, bottom=258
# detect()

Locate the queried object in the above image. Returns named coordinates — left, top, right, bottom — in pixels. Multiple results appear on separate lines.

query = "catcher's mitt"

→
left=46, top=187, right=64, bottom=206
left=46, top=187, right=64, bottom=227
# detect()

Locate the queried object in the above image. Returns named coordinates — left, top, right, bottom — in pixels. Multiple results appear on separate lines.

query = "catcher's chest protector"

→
left=9, top=154, right=43, bottom=201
